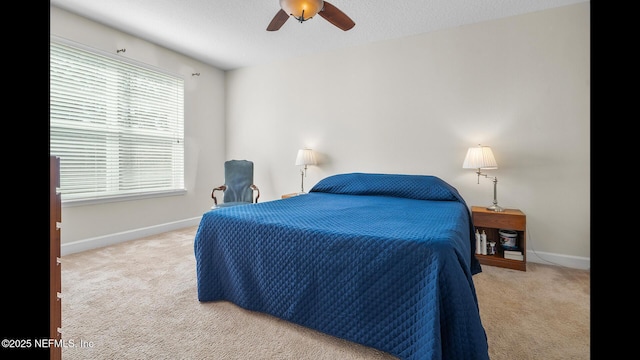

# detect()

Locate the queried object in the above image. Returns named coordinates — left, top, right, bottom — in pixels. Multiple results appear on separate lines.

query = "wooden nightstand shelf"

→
left=471, top=206, right=526, bottom=271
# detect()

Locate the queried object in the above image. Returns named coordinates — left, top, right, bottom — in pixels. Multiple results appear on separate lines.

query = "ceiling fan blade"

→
left=318, top=1, right=355, bottom=31
left=267, top=9, right=290, bottom=31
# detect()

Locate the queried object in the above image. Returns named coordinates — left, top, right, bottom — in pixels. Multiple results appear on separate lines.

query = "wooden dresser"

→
left=50, top=156, right=62, bottom=360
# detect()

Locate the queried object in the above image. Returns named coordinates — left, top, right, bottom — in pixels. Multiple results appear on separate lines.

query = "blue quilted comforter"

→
left=194, top=173, right=488, bottom=360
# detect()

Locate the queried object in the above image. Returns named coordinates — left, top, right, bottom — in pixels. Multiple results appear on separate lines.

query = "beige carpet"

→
left=60, top=226, right=589, bottom=359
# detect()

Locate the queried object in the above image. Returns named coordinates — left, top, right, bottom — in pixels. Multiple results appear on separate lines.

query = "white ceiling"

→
left=50, top=0, right=588, bottom=71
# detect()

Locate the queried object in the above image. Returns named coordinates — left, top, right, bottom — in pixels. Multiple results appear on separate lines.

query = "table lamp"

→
left=295, top=148, right=316, bottom=193
left=462, top=144, right=504, bottom=212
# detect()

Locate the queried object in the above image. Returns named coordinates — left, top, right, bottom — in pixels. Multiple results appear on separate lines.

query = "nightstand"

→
left=471, top=206, right=526, bottom=271
left=281, top=192, right=300, bottom=199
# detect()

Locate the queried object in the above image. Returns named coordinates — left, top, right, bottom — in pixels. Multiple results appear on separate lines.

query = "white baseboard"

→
left=61, top=216, right=202, bottom=256
left=526, top=250, right=590, bottom=270
left=61, top=217, right=590, bottom=271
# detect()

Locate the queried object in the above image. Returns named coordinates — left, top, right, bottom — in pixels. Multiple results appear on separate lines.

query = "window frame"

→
left=50, top=36, right=186, bottom=207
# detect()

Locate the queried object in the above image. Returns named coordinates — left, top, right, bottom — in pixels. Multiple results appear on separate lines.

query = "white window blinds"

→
left=50, top=39, right=185, bottom=204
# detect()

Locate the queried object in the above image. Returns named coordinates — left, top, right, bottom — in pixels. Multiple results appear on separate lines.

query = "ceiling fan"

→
left=267, top=0, right=355, bottom=32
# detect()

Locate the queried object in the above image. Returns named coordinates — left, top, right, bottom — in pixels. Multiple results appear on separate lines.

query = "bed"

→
left=194, top=172, right=489, bottom=360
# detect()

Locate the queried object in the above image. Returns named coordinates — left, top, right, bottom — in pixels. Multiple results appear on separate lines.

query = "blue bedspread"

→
left=194, top=173, right=488, bottom=360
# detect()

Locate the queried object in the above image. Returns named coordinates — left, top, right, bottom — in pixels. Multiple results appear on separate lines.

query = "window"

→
left=50, top=37, right=185, bottom=205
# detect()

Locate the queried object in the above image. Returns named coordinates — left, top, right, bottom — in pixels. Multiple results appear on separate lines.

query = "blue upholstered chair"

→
left=211, top=160, right=260, bottom=208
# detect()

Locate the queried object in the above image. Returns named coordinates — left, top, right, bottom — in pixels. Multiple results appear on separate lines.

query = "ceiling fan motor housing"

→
left=280, top=0, right=324, bottom=22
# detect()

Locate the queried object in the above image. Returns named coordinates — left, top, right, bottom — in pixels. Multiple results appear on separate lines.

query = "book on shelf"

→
left=503, top=250, right=522, bottom=256
left=504, top=253, right=524, bottom=261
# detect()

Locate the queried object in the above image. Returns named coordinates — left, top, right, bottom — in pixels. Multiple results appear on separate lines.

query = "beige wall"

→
left=50, top=6, right=226, bottom=251
left=225, top=3, right=590, bottom=268
left=51, top=3, right=590, bottom=269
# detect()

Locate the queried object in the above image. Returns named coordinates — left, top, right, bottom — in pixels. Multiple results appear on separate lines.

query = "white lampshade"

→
left=462, top=145, right=498, bottom=169
left=280, top=0, right=324, bottom=21
left=295, top=148, right=317, bottom=166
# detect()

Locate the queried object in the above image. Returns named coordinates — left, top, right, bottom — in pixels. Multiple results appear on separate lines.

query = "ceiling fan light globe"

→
left=280, top=0, right=324, bottom=21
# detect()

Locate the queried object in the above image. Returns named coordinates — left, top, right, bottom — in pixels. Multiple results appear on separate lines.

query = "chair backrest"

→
left=223, top=160, right=255, bottom=204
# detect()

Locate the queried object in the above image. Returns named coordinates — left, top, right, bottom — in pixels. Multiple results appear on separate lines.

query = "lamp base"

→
left=486, top=204, right=505, bottom=212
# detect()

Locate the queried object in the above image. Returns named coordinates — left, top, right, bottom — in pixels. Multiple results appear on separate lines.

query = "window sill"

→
left=61, top=189, right=187, bottom=207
